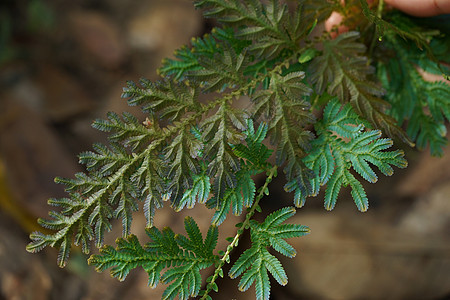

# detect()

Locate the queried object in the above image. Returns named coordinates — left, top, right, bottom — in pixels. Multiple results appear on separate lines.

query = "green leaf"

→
left=164, top=127, right=203, bottom=206
left=377, top=34, right=450, bottom=156
left=132, top=153, right=166, bottom=226
left=263, top=248, right=287, bottom=286
left=159, top=27, right=250, bottom=80
left=201, top=103, right=245, bottom=200
left=252, top=71, right=316, bottom=203
left=209, top=168, right=255, bottom=225
left=110, top=175, right=140, bottom=236
left=195, top=0, right=335, bottom=59
left=88, top=218, right=219, bottom=300
left=232, top=119, right=273, bottom=169
left=122, top=78, right=202, bottom=122
left=302, top=99, right=408, bottom=211
left=308, top=31, right=411, bottom=145
left=229, top=207, right=309, bottom=300
left=91, top=112, right=154, bottom=151
left=176, top=170, right=211, bottom=212
left=188, top=44, right=249, bottom=92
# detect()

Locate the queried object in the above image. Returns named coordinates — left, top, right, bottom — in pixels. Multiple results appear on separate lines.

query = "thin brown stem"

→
left=200, top=165, right=278, bottom=300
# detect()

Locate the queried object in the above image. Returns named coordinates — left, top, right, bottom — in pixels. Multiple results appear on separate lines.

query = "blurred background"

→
left=0, top=0, right=449, bottom=299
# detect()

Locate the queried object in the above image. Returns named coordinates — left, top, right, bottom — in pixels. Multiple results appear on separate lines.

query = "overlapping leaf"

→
left=377, top=35, right=450, bottom=156
left=360, top=2, right=441, bottom=61
left=195, top=0, right=333, bottom=58
left=188, top=44, right=250, bottom=92
left=92, top=112, right=156, bottom=151
left=88, top=217, right=219, bottom=300
left=252, top=71, right=316, bottom=203
left=308, top=31, right=411, bottom=144
left=200, top=103, right=246, bottom=201
left=207, top=119, right=272, bottom=225
left=207, top=168, right=256, bottom=225
left=159, top=27, right=250, bottom=80
left=175, top=168, right=211, bottom=212
left=299, top=99, right=407, bottom=211
left=231, top=119, right=273, bottom=170
left=229, top=207, right=309, bottom=300
left=122, top=77, right=202, bottom=121
left=164, top=127, right=204, bottom=206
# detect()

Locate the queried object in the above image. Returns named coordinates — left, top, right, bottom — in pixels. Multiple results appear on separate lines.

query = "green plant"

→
left=0, top=0, right=54, bottom=66
left=27, top=1, right=449, bottom=299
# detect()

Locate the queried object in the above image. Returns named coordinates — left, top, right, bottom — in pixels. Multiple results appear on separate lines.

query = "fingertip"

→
left=325, top=11, right=344, bottom=32
left=325, top=12, right=348, bottom=38
left=385, top=0, right=450, bottom=17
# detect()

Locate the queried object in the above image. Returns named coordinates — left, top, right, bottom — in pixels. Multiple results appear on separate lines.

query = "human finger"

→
left=325, top=11, right=348, bottom=37
left=385, top=0, right=450, bottom=17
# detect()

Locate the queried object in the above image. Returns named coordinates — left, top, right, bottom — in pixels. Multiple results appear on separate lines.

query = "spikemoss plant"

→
left=27, top=1, right=449, bottom=299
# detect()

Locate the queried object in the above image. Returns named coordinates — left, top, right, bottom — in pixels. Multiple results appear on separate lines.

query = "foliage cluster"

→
left=27, top=0, right=449, bottom=299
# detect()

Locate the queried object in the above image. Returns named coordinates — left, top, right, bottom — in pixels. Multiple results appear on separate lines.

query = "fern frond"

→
left=195, top=0, right=329, bottom=59
left=189, top=44, right=249, bottom=92
left=208, top=119, right=274, bottom=225
left=159, top=27, right=250, bottom=80
left=232, top=119, right=273, bottom=169
left=164, top=127, right=204, bottom=206
left=301, top=98, right=408, bottom=211
left=88, top=217, right=219, bottom=300
left=360, top=1, right=441, bottom=59
left=308, top=31, right=411, bottom=144
left=201, top=102, right=246, bottom=200
left=27, top=102, right=215, bottom=265
left=252, top=70, right=316, bottom=203
left=229, top=207, right=309, bottom=300
left=208, top=168, right=256, bottom=225
left=122, top=78, right=202, bottom=122
left=176, top=168, right=211, bottom=212
left=377, top=34, right=450, bottom=156
left=91, top=112, right=155, bottom=151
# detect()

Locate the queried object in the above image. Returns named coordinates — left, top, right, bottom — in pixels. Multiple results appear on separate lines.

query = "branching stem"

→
left=200, top=165, right=278, bottom=299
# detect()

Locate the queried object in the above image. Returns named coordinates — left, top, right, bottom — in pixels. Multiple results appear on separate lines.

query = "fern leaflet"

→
left=88, top=217, right=219, bottom=300
left=378, top=34, right=450, bottom=156
left=159, top=27, right=250, bottom=80
left=253, top=70, right=316, bottom=202
left=229, top=207, right=309, bottom=300
left=207, top=119, right=272, bottom=225
left=298, top=98, right=408, bottom=210
left=308, top=31, right=411, bottom=144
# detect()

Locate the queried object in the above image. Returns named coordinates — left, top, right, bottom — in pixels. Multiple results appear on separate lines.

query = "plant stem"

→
left=369, top=0, right=385, bottom=57
left=377, top=0, right=384, bottom=18
left=200, top=165, right=278, bottom=299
